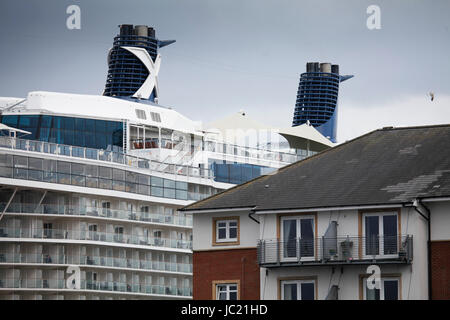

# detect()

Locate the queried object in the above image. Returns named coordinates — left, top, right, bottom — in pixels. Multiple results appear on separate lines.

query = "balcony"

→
left=0, top=136, right=213, bottom=179
left=0, top=253, right=192, bottom=274
left=203, top=140, right=304, bottom=164
left=0, top=202, right=193, bottom=228
left=257, top=235, right=413, bottom=267
left=0, top=278, right=192, bottom=297
left=0, top=227, right=192, bottom=251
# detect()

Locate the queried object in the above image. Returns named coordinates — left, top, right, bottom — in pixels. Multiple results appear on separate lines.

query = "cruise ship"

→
left=0, top=24, right=333, bottom=300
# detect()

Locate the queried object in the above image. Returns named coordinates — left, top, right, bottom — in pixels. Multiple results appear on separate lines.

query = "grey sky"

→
left=1, top=0, right=449, bottom=141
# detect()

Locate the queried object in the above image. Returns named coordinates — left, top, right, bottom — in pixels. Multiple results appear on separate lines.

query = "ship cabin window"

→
left=150, top=112, right=161, bottom=123
left=129, top=125, right=160, bottom=150
left=0, top=115, right=123, bottom=152
left=135, top=109, right=147, bottom=120
left=114, top=226, right=124, bottom=243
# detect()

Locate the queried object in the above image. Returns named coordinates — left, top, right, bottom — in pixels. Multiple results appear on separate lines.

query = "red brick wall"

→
left=431, top=241, right=450, bottom=299
left=193, top=248, right=260, bottom=300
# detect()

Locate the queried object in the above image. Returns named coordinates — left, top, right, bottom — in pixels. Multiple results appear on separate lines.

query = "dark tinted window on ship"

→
left=209, top=160, right=276, bottom=185
left=1, top=115, right=123, bottom=152
left=0, top=154, right=220, bottom=201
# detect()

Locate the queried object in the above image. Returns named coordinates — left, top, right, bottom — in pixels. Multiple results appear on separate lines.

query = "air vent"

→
left=135, top=109, right=147, bottom=120
left=150, top=112, right=161, bottom=122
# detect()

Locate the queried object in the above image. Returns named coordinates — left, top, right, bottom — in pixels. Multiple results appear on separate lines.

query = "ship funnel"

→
left=292, top=62, right=353, bottom=143
left=103, top=24, right=176, bottom=103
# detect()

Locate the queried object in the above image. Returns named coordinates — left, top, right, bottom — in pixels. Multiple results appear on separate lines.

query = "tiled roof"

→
left=181, top=124, right=450, bottom=212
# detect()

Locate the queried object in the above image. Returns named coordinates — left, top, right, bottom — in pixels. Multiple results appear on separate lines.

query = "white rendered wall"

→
left=259, top=206, right=430, bottom=300
left=193, top=210, right=259, bottom=251
left=429, top=200, right=450, bottom=241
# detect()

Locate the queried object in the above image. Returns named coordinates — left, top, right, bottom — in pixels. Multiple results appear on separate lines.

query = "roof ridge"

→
left=181, top=127, right=383, bottom=212
left=181, top=124, right=450, bottom=212
left=179, top=174, right=267, bottom=211
left=377, top=123, right=450, bottom=131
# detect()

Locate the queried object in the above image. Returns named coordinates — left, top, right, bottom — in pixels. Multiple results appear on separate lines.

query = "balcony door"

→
left=102, top=201, right=111, bottom=217
left=114, top=226, right=124, bottom=243
left=43, top=223, right=52, bottom=239
left=86, top=271, right=97, bottom=290
left=363, top=212, right=398, bottom=258
left=88, top=224, right=98, bottom=241
left=281, top=216, right=315, bottom=261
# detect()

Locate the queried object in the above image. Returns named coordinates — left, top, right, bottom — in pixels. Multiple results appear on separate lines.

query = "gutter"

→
left=248, top=210, right=260, bottom=224
left=254, top=203, right=404, bottom=215
left=420, top=196, right=450, bottom=203
left=179, top=206, right=257, bottom=214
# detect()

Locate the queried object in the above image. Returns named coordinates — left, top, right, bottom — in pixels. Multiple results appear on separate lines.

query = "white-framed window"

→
left=362, top=212, right=398, bottom=258
left=363, top=277, right=400, bottom=300
left=216, top=283, right=238, bottom=300
left=215, top=219, right=238, bottom=243
left=280, top=215, right=315, bottom=261
left=281, top=279, right=316, bottom=300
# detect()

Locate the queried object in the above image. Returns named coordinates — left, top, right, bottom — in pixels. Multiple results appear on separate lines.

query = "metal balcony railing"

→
left=0, top=252, right=192, bottom=274
left=0, top=202, right=192, bottom=228
left=0, top=136, right=213, bottom=179
left=257, top=235, right=413, bottom=267
left=0, top=278, right=192, bottom=297
left=0, top=227, right=192, bottom=251
left=203, top=141, right=305, bottom=164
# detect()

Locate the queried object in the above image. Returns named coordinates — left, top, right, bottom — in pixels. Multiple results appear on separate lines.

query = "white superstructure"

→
left=0, top=90, right=333, bottom=300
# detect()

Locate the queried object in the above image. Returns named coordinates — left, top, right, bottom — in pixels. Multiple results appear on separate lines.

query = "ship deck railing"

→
left=0, top=277, right=192, bottom=297
left=203, top=140, right=307, bottom=164
left=0, top=136, right=213, bottom=180
left=0, top=226, right=192, bottom=251
left=0, top=202, right=192, bottom=228
left=0, top=252, right=192, bottom=274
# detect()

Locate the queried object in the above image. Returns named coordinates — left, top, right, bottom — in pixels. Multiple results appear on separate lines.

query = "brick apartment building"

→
left=431, top=242, right=450, bottom=298
left=182, top=125, right=450, bottom=300
left=193, top=248, right=260, bottom=300
left=187, top=207, right=261, bottom=300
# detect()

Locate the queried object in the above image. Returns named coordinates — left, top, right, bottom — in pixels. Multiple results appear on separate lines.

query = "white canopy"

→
left=0, top=123, right=31, bottom=135
left=206, top=110, right=274, bottom=132
left=278, top=124, right=335, bottom=151
left=205, top=110, right=335, bottom=152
